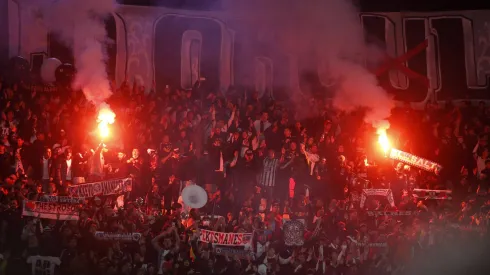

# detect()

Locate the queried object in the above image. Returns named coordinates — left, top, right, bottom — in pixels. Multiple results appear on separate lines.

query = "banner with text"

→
left=41, top=195, right=85, bottom=204
left=366, top=210, right=416, bottom=217
left=347, top=236, right=387, bottom=247
left=94, top=231, right=142, bottom=242
left=22, top=200, right=79, bottom=220
left=214, top=246, right=254, bottom=259
left=412, top=189, right=452, bottom=200
left=389, top=149, right=442, bottom=173
left=68, top=178, right=132, bottom=198
left=199, top=229, right=252, bottom=246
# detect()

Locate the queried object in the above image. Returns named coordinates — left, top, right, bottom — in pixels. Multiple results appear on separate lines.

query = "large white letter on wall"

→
left=254, top=57, right=273, bottom=99
left=181, top=30, right=202, bottom=89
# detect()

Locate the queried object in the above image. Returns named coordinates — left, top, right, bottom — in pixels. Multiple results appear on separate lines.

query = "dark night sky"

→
left=117, top=0, right=490, bottom=12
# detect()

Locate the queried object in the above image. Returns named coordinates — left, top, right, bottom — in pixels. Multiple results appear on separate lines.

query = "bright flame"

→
left=377, top=128, right=391, bottom=154
left=97, top=107, right=115, bottom=139
left=364, top=158, right=369, bottom=166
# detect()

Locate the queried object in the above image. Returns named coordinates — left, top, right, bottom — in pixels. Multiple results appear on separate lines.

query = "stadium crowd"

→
left=0, top=71, right=489, bottom=275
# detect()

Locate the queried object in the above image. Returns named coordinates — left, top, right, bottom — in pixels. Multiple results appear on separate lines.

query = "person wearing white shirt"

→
left=253, top=112, right=272, bottom=140
left=26, top=255, right=61, bottom=275
left=66, top=153, right=72, bottom=181
left=41, top=148, right=53, bottom=191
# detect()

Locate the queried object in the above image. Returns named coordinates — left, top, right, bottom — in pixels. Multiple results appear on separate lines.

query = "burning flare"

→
left=377, top=128, right=391, bottom=155
left=97, top=107, right=115, bottom=139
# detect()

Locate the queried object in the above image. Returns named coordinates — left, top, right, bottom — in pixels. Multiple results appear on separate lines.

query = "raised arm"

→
left=226, top=107, right=236, bottom=130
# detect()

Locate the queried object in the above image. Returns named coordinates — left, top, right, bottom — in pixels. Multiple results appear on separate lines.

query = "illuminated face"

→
left=132, top=149, right=139, bottom=159
left=117, top=153, right=125, bottom=160
left=245, top=152, right=254, bottom=161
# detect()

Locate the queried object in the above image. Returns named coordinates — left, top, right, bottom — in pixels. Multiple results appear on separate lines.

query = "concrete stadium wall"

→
left=4, top=1, right=490, bottom=101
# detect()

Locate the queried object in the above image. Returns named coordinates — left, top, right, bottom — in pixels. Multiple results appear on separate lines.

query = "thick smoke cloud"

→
left=26, top=0, right=115, bottom=107
left=223, top=0, right=394, bottom=126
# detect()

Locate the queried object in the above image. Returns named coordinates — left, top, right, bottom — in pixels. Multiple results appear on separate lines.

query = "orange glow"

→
left=97, top=107, right=115, bottom=139
left=364, top=158, right=369, bottom=166
left=377, top=128, right=391, bottom=154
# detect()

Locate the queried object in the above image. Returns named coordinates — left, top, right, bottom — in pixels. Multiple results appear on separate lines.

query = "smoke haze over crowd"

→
left=223, top=0, right=394, bottom=126
left=26, top=0, right=115, bottom=107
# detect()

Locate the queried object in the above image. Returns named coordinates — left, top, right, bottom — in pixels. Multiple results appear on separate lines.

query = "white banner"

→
left=94, top=231, right=142, bottom=242
left=41, top=195, right=85, bottom=204
left=412, top=189, right=452, bottom=200
left=347, top=236, right=387, bottom=247
left=199, top=229, right=252, bottom=246
left=214, top=246, right=254, bottom=259
left=366, top=210, right=416, bottom=217
left=22, top=200, right=79, bottom=220
left=68, top=178, right=132, bottom=198
left=389, top=148, right=442, bottom=173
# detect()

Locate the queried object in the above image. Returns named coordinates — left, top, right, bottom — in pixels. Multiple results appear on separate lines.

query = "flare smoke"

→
left=224, top=0, right=394, bottom=127
left=29, top=0, right=115, bottom=107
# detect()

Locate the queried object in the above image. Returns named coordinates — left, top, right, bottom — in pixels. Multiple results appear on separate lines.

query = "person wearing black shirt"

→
left=234, top=149, right=259, bottom=207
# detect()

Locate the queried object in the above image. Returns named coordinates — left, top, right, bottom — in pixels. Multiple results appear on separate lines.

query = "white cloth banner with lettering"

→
left=412, top=189, right=452, bottom=200
left=199, top=229, right=252, bottom=246
left=41, top=195, right=85, bottom=204
left=68, top=178, right=132, bottom=198
left=94, top=231, right=142, bottom=242
left=22, top=200, right=79, bottom=220
left=389, top=148, right=442, bottom=173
